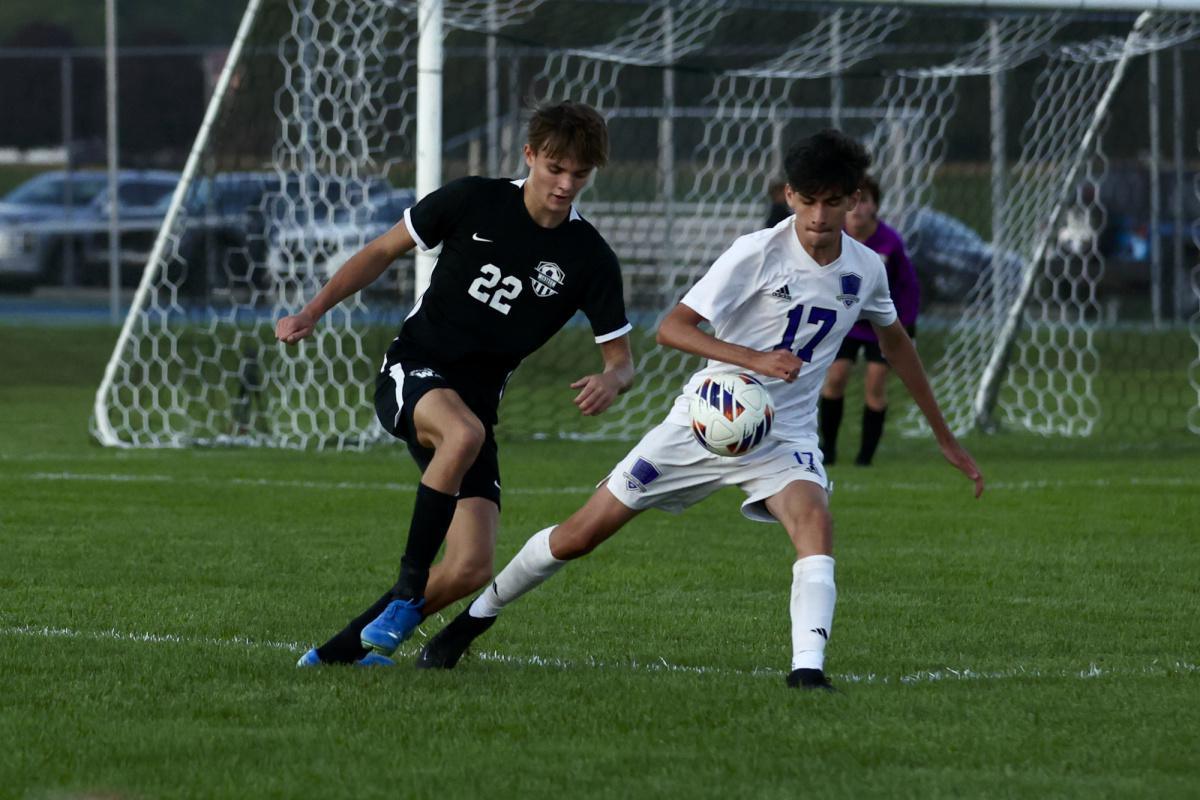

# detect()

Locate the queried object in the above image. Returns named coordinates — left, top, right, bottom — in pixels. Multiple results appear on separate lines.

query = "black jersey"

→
left=393, top=176, right=630, bottom=389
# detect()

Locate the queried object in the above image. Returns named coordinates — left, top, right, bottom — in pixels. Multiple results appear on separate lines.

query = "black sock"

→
left=819, top=396, right=844, bottom=464
left=315, top=590, right=394, bottom=664
left=391, top=482, right=459, bottom=600
left=856, top=405, right=887, bottom=466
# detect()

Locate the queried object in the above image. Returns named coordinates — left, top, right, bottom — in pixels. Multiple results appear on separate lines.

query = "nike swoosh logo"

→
left=472, top=233, right=493, bottom=243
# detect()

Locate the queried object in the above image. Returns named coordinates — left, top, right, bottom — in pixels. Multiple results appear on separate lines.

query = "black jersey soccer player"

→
left=277, top=102, right=634, bottom=666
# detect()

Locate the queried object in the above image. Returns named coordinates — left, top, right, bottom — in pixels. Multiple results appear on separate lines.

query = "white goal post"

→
left=92, top=0, right=1200, bottom=448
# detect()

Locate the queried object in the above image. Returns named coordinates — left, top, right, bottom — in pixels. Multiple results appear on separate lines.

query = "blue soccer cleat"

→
left=360, top=597, right=425, bottom=656
left=296, top=647, right=322, bottom=667
left=297, top=647, right=396, bottom=667
left=355, top=652, right=397, bottom=668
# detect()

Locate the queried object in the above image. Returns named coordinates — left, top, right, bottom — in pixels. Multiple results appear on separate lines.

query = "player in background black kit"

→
left=277, top=101, right=634, bottom=667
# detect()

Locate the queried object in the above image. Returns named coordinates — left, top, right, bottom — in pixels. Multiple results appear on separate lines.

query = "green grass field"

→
left=2, top=324, right=1199, bottom=799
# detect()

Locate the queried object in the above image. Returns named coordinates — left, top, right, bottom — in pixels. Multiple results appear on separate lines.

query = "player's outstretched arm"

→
left=571, top=335, right=634, bottom=416
left=275, top=220, right=418, bottom=344
left=656, top=303, right=804, bottom=382
left=875, top=320, right=985, bottom=498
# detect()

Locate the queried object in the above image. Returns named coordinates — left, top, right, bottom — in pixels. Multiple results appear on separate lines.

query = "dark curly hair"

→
left=784, top=129, right=872, bottom=198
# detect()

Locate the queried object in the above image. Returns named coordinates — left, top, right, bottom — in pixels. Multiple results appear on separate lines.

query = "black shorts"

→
left=836, top=337, right=887, bottom=365
left=835, top=324, right=916, bottom=365
left=374, top=355, right=503, bottom=509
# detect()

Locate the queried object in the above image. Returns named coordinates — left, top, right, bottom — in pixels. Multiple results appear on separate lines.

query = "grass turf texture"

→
left=2, top=324, right=1199, bottom=799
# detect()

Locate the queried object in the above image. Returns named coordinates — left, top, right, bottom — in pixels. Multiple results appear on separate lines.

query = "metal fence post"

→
left=106, top=0, right=121, bottom=323
left=1172, top=45, right=1187, bottom=321
left=1149, top=48, right=1163, bottom=328
left=61, top=53, right=76, bottom=288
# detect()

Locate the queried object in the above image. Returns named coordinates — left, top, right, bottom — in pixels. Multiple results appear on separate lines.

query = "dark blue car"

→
left=0, top=169, right=179, bottom=289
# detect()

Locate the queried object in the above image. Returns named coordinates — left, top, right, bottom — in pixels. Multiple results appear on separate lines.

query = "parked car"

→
left=0, top=170, right=109, bottom=288
left=120, top=171, right=281, bottom=297
left=170, top=172, right=402, bottom=297
left=7, top=170, right=400, bottom=299
left=906, top=207, right=1026, bottom=304
left=0, top=169, right=179, bottom=289
left=76, top=175, right=183, bottom=283
left=265, top=186, right=415, bottom=281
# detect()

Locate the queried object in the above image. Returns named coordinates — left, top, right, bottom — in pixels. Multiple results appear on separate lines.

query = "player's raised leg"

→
left=764, top=481, right=837, bottom=692
left=360, top=388, right=485, bottom=656
left=417, top=486, right=640, bottom=669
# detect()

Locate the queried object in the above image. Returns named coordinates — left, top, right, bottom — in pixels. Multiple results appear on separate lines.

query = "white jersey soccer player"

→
left=602, top=219, right=897, bottom=524
left=416, top=129, right=984, bottom=690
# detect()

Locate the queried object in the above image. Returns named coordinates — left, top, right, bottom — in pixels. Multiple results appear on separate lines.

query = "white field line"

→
left=20, top=472, right=584, bottom=495
left=1, top=624, right=1196, bottom=686
left=18, top=470, right=1200, bottom=496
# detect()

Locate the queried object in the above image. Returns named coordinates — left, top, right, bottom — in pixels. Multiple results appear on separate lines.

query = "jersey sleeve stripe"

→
left=594, top=322, right=633, bottom=344
left=871, top=310, right=899, bottom=328
left=403, top=206, right=431, bottom=252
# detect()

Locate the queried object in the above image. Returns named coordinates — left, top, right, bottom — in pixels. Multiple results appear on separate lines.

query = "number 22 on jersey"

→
left=773, top=304, right=837, bottom=361
left=468, top=264, right=522, bottom=314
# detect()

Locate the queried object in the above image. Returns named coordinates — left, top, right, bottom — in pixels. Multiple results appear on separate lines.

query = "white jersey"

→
left=666, top=219, right=897, bottom=440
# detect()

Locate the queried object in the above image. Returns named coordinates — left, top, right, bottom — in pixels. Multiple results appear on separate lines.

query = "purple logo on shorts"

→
left=624, top=457, right=661, bottom=493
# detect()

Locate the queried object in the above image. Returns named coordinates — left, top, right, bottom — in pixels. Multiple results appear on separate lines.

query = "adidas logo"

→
left=770, top=285, right=792, bottom=301
left=810, top=627, right=829, bottom=641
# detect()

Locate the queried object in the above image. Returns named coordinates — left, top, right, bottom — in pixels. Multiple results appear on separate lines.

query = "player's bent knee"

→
left=775, top=497, right=831, bottom=535
left=441, top=418, right=486, bottom=459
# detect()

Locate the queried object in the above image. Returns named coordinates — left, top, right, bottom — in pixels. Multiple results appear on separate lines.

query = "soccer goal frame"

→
left=91, top=0, right=1200, bottom=448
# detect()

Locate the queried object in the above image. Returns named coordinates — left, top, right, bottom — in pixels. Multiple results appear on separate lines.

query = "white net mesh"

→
left=905, top=11, right=1200, bottom=437
left=868, top=13, right=1066, bottom=240
left=594, top=5, right=907, bottom=435
left=92, top=1, right=1200, bottom=449
left=93, top=0, right=422, bottom=447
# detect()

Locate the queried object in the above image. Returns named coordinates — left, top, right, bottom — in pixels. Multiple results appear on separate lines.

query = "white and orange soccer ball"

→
left=688, top=372, right=774, bottom=457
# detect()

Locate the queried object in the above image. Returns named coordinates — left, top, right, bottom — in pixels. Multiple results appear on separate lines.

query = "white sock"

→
left=790, top=555, right=836, bottom=672
left=469, top=527, right=566, bottom=618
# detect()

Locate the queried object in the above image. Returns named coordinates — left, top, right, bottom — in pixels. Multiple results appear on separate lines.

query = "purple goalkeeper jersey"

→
left=846, top=219, right=919, bottom=343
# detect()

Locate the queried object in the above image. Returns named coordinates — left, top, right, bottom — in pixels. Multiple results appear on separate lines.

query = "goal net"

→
left=92, top=0, right=1200, bottom=448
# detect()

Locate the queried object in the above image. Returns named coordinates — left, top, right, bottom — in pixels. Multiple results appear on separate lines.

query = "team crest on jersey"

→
left=408, top=367, right=440, bottom=379
left=530, top=261, right=565, bottom=298
left=836, top=273, right=862, bottom=308
left=623, top=457, right=661, bottom=493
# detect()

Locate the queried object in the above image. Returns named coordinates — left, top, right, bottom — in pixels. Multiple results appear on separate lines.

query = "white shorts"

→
left=603, top=420, right=830, bottom=523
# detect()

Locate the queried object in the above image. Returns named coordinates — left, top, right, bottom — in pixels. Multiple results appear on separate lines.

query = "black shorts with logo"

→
left=374, top=347, right=503, bottom=509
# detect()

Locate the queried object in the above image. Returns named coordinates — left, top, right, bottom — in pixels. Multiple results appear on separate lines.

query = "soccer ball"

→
left=689, top=372, right=774, bottom=457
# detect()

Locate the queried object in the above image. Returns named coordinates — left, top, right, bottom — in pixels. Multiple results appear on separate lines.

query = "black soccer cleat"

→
left=415, top=608, right=497, bottom=669
left=786, top=668, right=837, bottom=692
